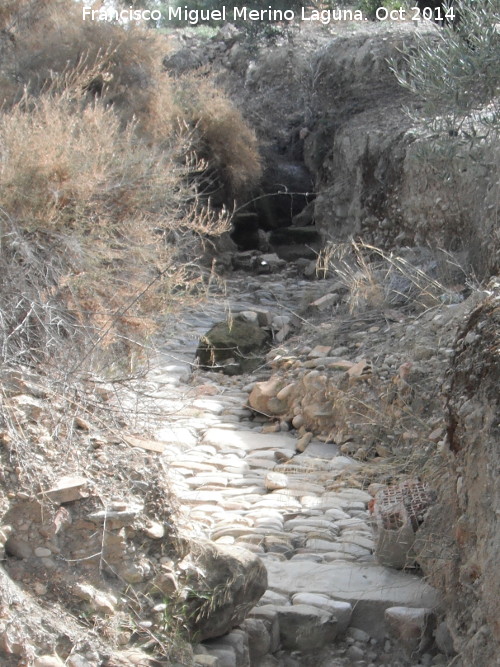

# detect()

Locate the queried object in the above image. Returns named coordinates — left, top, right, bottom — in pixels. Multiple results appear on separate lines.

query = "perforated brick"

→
left=373, top=480, right=436, bottom=533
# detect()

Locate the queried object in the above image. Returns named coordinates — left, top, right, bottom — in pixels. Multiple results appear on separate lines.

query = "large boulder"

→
left=196, top=319, right=269, bottom=375
left=183, top=542, right=268, bottom=641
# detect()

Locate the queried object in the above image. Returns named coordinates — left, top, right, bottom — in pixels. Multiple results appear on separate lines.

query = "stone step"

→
left=264, top=560, right=441, bottom=638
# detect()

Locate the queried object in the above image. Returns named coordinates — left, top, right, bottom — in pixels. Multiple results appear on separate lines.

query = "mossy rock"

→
left=196, top=319, right=270, bottom=375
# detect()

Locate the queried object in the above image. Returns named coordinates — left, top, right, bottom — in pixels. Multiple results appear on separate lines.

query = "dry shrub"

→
left=3, top=0, right=261, bottom=199
left=174, top=73, right=262, bottom=199
left=0, top=0, right=262, bottom=374
left=0, top=83, right=226, bottom=374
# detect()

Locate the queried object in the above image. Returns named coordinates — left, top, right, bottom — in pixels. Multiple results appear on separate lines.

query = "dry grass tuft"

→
left=317, top=240, right=467, bottom=313
left=1, top=1, right=261, bottom=198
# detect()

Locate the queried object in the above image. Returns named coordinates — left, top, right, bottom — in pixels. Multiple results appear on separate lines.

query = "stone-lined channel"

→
left=128, top=266, right=441, bottom=667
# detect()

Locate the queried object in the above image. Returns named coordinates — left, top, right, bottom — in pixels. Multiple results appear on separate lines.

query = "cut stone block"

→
left=291, top=593, right=352, bottom=634
left=274, top=603, right=339, bottom=651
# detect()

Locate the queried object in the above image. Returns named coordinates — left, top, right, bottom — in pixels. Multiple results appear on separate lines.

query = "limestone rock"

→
left=239, top=618, right=271, bottom=661
left=248, top=378, right=287, bottom=416
left=309, top=293, right=339, bottom=311
left=194, top=656, right=220, bottom=666
left=33, top=658, right=65, bottom=667
left=196, top=320, right=269, bottom=375
left=204, top=630, right=249, bottom=667
left=265, top=472, right=288, bottom=491
left=73, top=583, right=117, bottom=614
left=184, top=542, right=267, bottom=641
left=103, top=649, right=164, bottom=666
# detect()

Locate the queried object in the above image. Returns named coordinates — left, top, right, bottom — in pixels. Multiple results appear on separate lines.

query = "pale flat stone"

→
left=34, top=547, right=52, bottom=558
left=185, top=475, right=229, bottom=488
left=177, top=487, right=264, bottom=503
left=265, top=472, right=288, bottom=491
left=308, top=345, right=332, bottom=358
left=194, top=655, right=219, bottom=666
left=33, top=658, right=65, bottom=667
left=220, top=463, right=250, bottom=474
left=290, top=528, right=334, bottom=543
left=322, top=551, right=357, bottom=562
left=168, top=461, right=217, bottom=473
left=325, top=508, right=351, bottom=520
left=253, top=496, right=302, bottom=510
left=155, top=426, right=198, bottom=447
left=290, top=553, right=324, bottom=562
left=335, top=518, right=372, bottom=532
left=259, top=589, right=290, bottom=606
left=325, top=543, right=372, bottom=558
left=284, top=518, right=338, bottom=531
left=329, top=456, right=363, bottom=471
left=339, top=534, right=375, bottom=550
left=211, top=526, right=260, bottom=541
left=246, top=509, right=284, bottom=522
left=247, top=458, right=278, bottom=470
left=336, top=488, right=372, bottom=503
left=219, top=500, right=252, bottom=511
left=192, top=399, right=225, bottom=415
left=202, top=428, right=297, bottom=453
left=41, top=476, right=89, bottom=504
left=270, top=486, right=322, bottom=498
left=254, top=519, right=284, bottom=531
left=309, top=293, right=339, bottom=311
left=227, top=477, right=263, bottom=488
left=305, top=539, right=340, bottom=552
left=301, top=496, right=345, bottom=510
left=143, top=521, right=165, bottom=539
left=265, top=560, right=441, bottom=637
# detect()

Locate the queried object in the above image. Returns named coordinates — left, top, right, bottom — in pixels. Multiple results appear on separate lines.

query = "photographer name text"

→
left=82, top=5, right=451, bottom=26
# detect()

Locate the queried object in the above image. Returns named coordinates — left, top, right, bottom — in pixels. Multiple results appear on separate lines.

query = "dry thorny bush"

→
left=0, top=1, right=261, bottom=491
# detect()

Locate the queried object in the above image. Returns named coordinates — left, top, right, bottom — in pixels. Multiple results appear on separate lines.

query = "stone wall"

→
left=415, top=282, right=500, bottom=665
